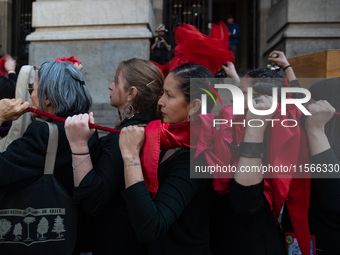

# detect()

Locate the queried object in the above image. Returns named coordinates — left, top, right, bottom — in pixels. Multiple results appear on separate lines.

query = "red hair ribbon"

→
left=55, top=56, right=81, bottom=65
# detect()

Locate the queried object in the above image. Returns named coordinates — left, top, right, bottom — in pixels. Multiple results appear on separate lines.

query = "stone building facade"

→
left=1, top=0, right=339, bottom=128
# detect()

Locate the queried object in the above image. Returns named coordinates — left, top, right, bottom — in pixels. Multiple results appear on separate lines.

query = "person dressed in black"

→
left=0, top=61, right=98, bottom=254
left=65, top=58, right=164, bottom=254
left=283, top=78, right=340, bottom=255
left=118, top=64, right=215, bottom=255
left=150, top=24, right=172, bottom=65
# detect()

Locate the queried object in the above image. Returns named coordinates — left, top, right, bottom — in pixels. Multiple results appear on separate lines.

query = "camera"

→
left=158, top=36, right=162, bottom=41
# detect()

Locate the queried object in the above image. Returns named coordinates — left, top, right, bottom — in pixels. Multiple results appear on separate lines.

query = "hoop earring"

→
left=124, top=104, right=134, bottom=119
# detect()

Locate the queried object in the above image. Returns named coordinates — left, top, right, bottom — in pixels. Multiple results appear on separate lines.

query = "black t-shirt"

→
left=150, top=35, right=172, bottom=65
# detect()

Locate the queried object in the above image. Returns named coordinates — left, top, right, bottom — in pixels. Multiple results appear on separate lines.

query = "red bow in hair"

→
left=55, top=56, right=81, bottom=65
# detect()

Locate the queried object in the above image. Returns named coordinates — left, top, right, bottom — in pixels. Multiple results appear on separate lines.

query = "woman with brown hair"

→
left=65, top=58, right=164, bottom=254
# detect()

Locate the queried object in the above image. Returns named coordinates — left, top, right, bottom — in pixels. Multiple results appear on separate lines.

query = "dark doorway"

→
left=163, top=0, right=258, bottom=72
left=11, top=0, right=35, bottom=72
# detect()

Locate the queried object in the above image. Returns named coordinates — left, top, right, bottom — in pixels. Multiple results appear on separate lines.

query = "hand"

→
left=268, top=50, right=290, bottom=69
left=65, top=112, right=95, bottom=153
left=73, top=62, right=83, bottom=71
left=305, top=100, right=335, bottom=133
left=4, top=55, right=16, bottom=73
left=160, top=38, right=166, bottom=44
left=155, top=37, right=160, bottom=43
left=245, top=95, right=276, bottom=140
left=119, top=125, right=145, bottom=158
left=222, top=62, right=240, bottom=81
left=0, top=98, right=29, bottom=125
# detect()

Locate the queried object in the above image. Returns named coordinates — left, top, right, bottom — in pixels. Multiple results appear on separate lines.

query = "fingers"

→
left=307, top=100, right=335, bottom=115
left=89, top=112, right=95, bottom=125
left=252, top=95, right=273, bottom=110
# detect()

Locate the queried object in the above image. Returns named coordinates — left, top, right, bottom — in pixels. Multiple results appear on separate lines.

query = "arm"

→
left=222, top=62, right=240, bottom=83
left=0, top=98, right=29, bottom=126
left=160, top=37, right=171, bottom=52
left=229, top=24, right=240, bottom=39
left=119, top=126, right=202, bottom=243
left=305, top=100, right=334, bottom=156
left=268, top=50, right=296, bottom=81
left=234, top=95, right=275, bottom=186
left=66, top=113, right=130, bottom=216
left=305, top=100, right=340, bottom=212
left=121, top=152, right=201, bottom=243
left=151, top=37, right=158, bottom=51
left=119, top=125, right=145, bottom=188
left=4, top=55, right=16, bottom=77
left=65, top=113, right=95, bottom=187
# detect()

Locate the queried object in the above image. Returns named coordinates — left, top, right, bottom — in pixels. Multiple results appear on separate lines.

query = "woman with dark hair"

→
left=210, top=51, right=310, bottom=254
left=65, top=58, right=164, bottom=254
left=292, top=78, right=340, bottom=254
left=117, top=63, right=215, bottom=254
left=0, top=60, right=97, bottom=253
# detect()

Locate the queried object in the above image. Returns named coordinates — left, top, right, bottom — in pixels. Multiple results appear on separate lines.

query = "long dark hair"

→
left=309, top=78, right=340, bottom=147
left=246, top=68, right=302, bottom=102
left=170, top=63, right=215, bottom=112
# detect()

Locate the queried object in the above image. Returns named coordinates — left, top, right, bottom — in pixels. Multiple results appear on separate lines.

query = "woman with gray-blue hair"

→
left=0, top=61, right=98, bottom=254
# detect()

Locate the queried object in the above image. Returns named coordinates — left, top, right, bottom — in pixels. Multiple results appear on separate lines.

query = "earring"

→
left=187, top=115, right=190, bottom=121
left=124, top=104, right=134, bottom=119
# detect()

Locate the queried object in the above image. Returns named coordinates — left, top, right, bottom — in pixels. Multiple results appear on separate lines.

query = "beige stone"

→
left=32, top=0, right=151, bottom=27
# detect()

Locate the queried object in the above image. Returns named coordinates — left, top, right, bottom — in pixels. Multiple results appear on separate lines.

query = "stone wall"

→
left=258, top=0, right=340, bottom=67
left=27, top=0, right=156, bottom=128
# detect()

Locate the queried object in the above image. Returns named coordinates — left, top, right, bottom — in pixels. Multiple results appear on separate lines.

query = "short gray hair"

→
left=37, top=61, right=92, bottom=116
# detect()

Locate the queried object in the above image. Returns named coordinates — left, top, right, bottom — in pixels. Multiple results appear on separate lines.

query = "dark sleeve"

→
left=230, top=24, right=241, bottom=39
left=8, top=73, right=17, bottom=83
left=73, top=133, right=125, bottom=216
left=229, top=179, right=264, bottom=215
left=0, top=120, right=48, bottom=192
left=310, top=148, right=340, bottom=213
left=0, top=121, right=12, bottom=138
left=121, top=152, right=203, bottom=243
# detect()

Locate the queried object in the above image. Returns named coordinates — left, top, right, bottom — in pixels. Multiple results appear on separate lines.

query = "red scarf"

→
left=141, top=105, right=311, bottom=255
left=27, top=106, right=311, bottom=254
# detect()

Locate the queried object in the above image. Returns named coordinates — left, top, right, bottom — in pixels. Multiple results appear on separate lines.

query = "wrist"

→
left=244, top=127, right=265, bottom=142
left=283, top=64, right=292, bottom=71
left=70, top=144, right=89, bottom=154
left=306, top=127, right=325, bottom=137
left=122, top=152, right=140, bottom=161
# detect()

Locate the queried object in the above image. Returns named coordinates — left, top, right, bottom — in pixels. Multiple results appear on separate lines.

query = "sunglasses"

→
left=27, top=66, right=39, bottom=95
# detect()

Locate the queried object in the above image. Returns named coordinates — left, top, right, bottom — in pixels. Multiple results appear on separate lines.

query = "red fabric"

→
left=140, top=105, right=311, bottom=255
left=55, top=56, right=81, bottom=65
left=150, top=61, right=165, bottom=74
left=141, top=120, right=191, bottom=197
left=153, top=22, right=234, bottom=78
left=27, top=107, right=121, bottom=134
left=0, top=55, right=9, bottom=78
